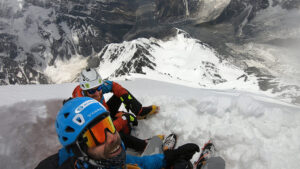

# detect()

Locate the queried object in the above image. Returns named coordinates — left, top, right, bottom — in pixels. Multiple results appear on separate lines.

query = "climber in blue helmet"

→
left=35, top=97, right=200, bottom=169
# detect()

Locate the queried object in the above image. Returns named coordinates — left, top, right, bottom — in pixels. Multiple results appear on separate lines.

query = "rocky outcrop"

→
left=0, top=0, right=139, bottom=84
left=213, top=0, right=300, bottom=35
left=0, top=56, right=48, bottom=85
left=1, top=0, right=299, bottom=88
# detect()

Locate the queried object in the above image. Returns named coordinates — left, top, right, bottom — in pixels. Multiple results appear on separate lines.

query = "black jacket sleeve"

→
left=57, top=157, right=77, bottom=169
left=35, top=153, right=77, bottom=169
left=35, top=153, right=59, bottom=169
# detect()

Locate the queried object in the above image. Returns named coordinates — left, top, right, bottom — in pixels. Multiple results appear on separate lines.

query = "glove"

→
left=164, top=143, right=200, bottom=169
left=122, top=113, right=138, bottom=126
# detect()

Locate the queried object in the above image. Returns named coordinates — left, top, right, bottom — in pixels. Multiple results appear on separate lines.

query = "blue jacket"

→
left=126, top=153, right=165, bottom=169
left=57, top=144, right=166, bottom=169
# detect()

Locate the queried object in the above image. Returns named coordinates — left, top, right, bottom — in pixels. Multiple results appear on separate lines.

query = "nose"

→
left=106, top=131, right=116, bottom=144
left=93, top=89, right=102, bottom=96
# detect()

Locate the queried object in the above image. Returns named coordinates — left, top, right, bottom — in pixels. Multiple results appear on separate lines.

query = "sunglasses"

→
left=86, top=85, right=102, bottom=95
left=82, top=115, right=116, bottom=148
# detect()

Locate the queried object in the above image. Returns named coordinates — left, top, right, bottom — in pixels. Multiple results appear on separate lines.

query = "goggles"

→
left=82, top=115, right=116, bottom=148
left=86, top=85, right=102, bottom=95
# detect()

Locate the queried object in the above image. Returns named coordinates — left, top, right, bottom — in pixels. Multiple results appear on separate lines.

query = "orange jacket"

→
left=72, top=80, right=130, bottom=133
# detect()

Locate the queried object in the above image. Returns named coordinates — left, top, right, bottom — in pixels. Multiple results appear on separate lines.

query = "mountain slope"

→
left=96, top=28, right=258, bottom=92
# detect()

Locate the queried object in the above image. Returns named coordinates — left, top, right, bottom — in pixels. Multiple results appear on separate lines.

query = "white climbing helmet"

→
left=79, top=68, right=103, bottom=90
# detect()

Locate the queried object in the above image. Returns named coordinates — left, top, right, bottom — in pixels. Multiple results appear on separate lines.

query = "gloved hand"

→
left=122, top=113, right=138, bottom=126
left=164, top=143, right=200, bottom=169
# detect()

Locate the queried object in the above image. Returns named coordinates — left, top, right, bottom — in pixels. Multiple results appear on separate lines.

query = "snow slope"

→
left=0, top=79, right=299, bottom=169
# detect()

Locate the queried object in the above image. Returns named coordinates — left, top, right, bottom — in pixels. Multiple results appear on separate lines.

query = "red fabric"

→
left=72, top=83, right=130, bottom=134
left=72, top=85, right=110, bottom=110
left=72, top=85, right=84, bottom=98
left=111, top=82, right=128, bottom=97
left=115, top=112, right=123, bottom=118
left=113, top=115, right=130, bottom=134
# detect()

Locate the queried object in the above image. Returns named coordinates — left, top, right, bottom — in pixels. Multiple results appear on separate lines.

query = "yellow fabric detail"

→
left=120, top=97, right=124, bottom=102
left=128, top=94, right=132, bottom=100
left=126, top=164, right=141, bottom=169
left=149, top=105, right=159, bottom=115
left=157, top=134, right=165, bottom=141
left=129, top=115, right=134, bottom=122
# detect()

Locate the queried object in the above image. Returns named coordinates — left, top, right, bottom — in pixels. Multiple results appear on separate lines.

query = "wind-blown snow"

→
left=225, top=6, right=300, bottom=104
left=0, top=78, right=299, bottom=169
left=231, top=6, right=300, bottom=85
left=194, top=0, right=231, bottom=23
left=44, top=56, right=88, bottom=83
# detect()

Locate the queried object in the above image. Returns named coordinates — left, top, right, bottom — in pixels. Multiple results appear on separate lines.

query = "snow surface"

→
left=0, top=78, right=299, bottom=169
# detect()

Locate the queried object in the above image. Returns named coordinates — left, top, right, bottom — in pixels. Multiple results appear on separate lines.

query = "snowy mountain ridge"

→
left=1, top=0, right=300, bottom=104
left=45, top=28, right=300, bottom=104
left=96, top=29, right=259, bottom=91
left=1, top=0, right=299, bottom=86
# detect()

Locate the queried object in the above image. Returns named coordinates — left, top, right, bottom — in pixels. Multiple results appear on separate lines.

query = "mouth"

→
left=92, top=95, right=101, bottom=100
left=109, top=145, right=121, bottom=155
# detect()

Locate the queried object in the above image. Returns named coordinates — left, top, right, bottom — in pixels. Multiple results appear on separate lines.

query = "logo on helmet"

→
left=72, top=99, right=107, bottom=126
left=75, top=99, right=98, bottom=114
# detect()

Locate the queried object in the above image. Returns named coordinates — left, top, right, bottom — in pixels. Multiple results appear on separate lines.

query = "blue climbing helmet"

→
left=55, top=97, right=108, bottom=147
left=56, top=97, right=126, bottom=168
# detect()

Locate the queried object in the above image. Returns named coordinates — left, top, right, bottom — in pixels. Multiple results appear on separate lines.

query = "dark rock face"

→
left=0, top=0, right=139, bottom=84
left=1, top=0, right=299, bottom=88
left=155, top=0, right=186, bottom=22
left=201, top=61, right=227, bottom=85
left=0, top=34, right=19, bottom=59
left=272, top=0, right=300, bottom=10
left=213, top=0, right=270, bottom=35
left=114, top=44, right=156, bottom=76
left=0, top=0, right=246, bottom=84
left=215, top=0, right=269, bottom=23
left=0, top=56, right=48, bottom=85
left=213, top=0, right=300, bottom=35
left=49, top=0, right=137, bottom=59
left=98, top=39, right=157, bottom=78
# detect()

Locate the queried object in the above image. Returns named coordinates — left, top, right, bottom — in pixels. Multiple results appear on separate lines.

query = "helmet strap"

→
left=74, top=140, right=126, bottom=168
left=82, top=90, right=88, bottom=97
left=74, top=140, right=89, bottom=159
left=74, top=140, right=107, bottom=168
